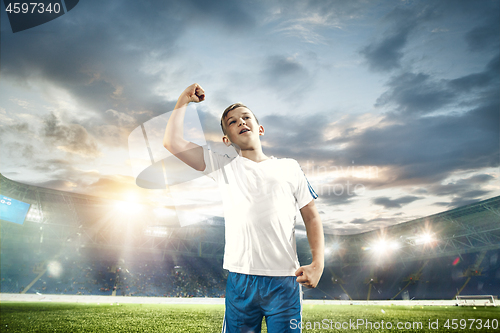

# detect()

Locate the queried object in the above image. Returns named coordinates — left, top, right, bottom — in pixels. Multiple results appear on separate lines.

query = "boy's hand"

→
left=178, top=83, right=205, bottom=107
left=295, top=262, right=323, bottom=288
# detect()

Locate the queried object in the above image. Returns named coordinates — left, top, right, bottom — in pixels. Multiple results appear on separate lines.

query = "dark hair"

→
left=220, top=103, right=259, bottom=135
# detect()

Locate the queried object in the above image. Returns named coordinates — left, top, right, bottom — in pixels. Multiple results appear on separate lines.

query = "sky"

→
left=0, top=0, right=499, bottom=235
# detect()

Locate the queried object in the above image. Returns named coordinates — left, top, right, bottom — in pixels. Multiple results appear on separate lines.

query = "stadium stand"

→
left=306, top=250, right=500, bottom=301
left=1, top=173, right=499, bottom=301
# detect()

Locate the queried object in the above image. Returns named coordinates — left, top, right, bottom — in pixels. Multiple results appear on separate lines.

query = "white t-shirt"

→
left=203, top=148, right=317, bottom=276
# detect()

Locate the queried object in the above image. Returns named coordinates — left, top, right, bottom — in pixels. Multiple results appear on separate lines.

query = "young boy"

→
left=164, top=83, right=324, bottom=332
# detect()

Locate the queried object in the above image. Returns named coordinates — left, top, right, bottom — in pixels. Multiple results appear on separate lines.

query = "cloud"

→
left=0, top=121, right=31, bottom=140
left=265, top=55, right=307, bottom=80
left=434, top=190, right=492, bottom=209
left=426, top=173, right=495, bottom=208
left=340, top=103, right=499, bottom=185
left=0, top=117, right=40, bottom=163
left=350, top=218, right=368, bottom=225
left=465, top=23, right=500, bottom=52
left=83, top=174, right=149, bottom=198
left=270, top=0, right=369, bottom=44
left=260, top=55, right=313, bottom=101
left=0, top=141, right=35, bottom=160
left=375, top=72, right=455, bottom=114
left=465, top=174, right=496, bottom=184
left=262, top=111, right=327, bottom=146
left=315, top=183, right=359, bottom=206
left=428, top=174, right=495, bottom=197
left=0, top=1, right=197, bottom=128
left=256, top=110, right=345, bottom=164
left=42, top=113, right=101, bottom=158
left=361, top=28, right=411, bottom=72
left=35, top=179, right=79, bottom=191
left=32, top=159, right=73, bottom=173
left=329, top=215, right=407, bottom=235
left=360, top=4, right=440, bottom=72
left=272, top=11, right=342, bottom=44
left=372, top=195, right=422, bottom=209
left=105, top=109, right=136, bottom=127
left=198, top=108, right=226, bottom=142
left=359, top=1, right=499, bottom=73
left=254, top=56, right=498, bottom=188
left=184, top=0, right=256, bottom=31
left=448, top=53, right=500, bottom=92
left=1, top=0, right=498, bottom=234
left=337, top=52, right=499, bottom=186
left=27, top=167, right=153, bottom=203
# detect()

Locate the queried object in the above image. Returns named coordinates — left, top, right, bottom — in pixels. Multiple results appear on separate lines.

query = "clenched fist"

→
left=178, top=83, right=205, bottom=107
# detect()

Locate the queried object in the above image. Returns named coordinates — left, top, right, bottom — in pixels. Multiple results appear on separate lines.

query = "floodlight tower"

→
left=391, top=260, right=429, bottom=300
left=364, top=270, right=378, bottom=301
left=455, top=250, right=488, bottom=298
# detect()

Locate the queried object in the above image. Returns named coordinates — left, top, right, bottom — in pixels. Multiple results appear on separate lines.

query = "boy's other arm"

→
left=295, top=199, right=324, bottom=288
left=163, top=83, right=206, bottom=172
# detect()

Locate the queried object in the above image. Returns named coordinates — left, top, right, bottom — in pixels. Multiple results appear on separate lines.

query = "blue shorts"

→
left=222, top=272, right=302, bottom=333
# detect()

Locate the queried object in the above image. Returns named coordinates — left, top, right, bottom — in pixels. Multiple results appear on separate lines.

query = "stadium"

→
left=1, top=172, right=499, bottom=332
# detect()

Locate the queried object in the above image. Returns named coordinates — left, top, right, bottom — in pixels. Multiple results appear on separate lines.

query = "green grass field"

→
left=1, top=302, right=499, bottom=332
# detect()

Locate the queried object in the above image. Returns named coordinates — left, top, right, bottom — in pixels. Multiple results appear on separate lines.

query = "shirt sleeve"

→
left=202, top=146, right=233, bottom=183
left=293, top=160, right=318, bottom=209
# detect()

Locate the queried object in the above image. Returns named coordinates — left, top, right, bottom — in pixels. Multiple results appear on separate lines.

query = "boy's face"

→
left=222, top=107, right=264, bottom=149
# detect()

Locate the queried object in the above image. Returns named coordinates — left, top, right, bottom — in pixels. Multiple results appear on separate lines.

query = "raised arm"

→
left=163, top=83, right=206, bottom=172
left=295, top=199, right=324, bottom=288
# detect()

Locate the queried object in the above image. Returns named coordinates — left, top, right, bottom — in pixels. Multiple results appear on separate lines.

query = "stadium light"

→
left=47, top=261, right=62, bottom=278
left=114, top=200, right=143, bottom=214
left=415, top=233, right=433, bottom=245
left=371, top=238, right=399, bottom=255
left=372, top=239, right=387, bottom=253
left=26, top=207, right=42, bottom=222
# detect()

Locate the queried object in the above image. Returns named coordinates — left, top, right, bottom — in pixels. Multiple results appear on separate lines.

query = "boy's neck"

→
left=239, top=147, right=269, bottom=163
